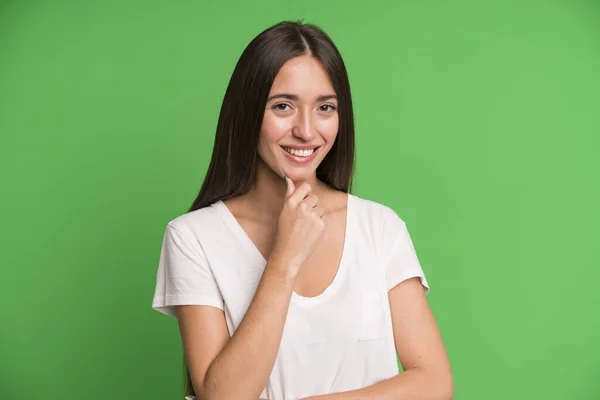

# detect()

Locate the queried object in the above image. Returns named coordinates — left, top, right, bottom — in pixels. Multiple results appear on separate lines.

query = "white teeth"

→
left=284, top=147, right=315, bottom=157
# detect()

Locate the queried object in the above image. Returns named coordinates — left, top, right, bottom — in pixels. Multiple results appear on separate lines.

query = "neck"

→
left=244, top=159, right=328, bottom=220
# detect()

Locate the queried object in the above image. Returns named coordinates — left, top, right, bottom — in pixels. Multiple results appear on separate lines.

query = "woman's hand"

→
left=270, top=175, right=326, bottom=276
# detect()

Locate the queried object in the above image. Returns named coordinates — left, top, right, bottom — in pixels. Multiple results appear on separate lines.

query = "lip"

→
left=280, top=146, right=320, bottom=164
left=280, top=144, right=320, bottom=150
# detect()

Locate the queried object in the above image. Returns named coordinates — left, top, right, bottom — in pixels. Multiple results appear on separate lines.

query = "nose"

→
left=291, top=107, right=315, bottom=141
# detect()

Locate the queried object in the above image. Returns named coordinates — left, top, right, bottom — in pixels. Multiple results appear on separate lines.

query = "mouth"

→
left=281, top=146, right=319, bottom=157
left=280, top=146, right=321, bottom=163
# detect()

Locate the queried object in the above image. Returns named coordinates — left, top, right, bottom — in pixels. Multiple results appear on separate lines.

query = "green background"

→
left=1, top=1, right=599, bottom=399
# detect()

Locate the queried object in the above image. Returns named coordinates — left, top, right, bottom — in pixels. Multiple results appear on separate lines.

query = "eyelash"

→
left=273, top=103, right=337, bottom=112
left=273, top=103, right=291, bottom=111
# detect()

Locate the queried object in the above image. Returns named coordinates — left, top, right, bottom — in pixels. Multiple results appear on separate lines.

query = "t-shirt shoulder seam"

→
left=166, top=221, right=208, bottom=259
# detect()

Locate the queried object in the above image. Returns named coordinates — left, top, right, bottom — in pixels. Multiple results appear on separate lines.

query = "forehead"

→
left=270, top=55, right=335, bottom=95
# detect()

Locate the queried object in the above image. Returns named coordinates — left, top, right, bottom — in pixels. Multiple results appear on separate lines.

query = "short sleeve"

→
left=382, top=208, right=430, bottom=294
left=152, top=223, right=224, bottom=317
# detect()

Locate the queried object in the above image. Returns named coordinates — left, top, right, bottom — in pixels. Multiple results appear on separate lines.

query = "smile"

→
left=282, top=146, right=318, bottom=157
left=280, top=146, right=321, bottom=164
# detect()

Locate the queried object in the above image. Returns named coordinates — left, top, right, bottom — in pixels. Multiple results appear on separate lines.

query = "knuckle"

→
left=299, top=202, right=309, bottom=213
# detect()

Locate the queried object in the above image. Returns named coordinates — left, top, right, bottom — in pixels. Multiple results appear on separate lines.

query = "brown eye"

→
left=319, top=104, right=337, bottom=112
left=274, top=103, right=291, bottom=111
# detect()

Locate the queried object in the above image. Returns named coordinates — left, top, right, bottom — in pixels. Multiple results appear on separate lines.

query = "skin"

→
left=175, top=55, right=453, bottom=400
left=229, top=54, right=348, bottom=298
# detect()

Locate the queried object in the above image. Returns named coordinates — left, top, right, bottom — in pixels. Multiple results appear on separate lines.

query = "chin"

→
left=283, top=168, right=318, bottom=183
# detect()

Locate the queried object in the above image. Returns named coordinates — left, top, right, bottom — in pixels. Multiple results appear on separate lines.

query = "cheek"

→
left=258, top=114, right=291, bottom=163
left=261, top=114, right=292, bottom=143
left=318, top=115, right=339, bottom=142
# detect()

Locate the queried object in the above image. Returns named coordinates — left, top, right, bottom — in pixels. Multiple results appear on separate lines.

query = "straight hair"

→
left=183, top=20, right=356, bottom=397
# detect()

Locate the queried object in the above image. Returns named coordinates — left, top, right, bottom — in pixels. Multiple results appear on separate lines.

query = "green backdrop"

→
left=1, top=1, right=599, bottom=399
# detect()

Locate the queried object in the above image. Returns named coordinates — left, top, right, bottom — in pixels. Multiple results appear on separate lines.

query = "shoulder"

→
left=349, top=193, right=406, bottom=232
left=165, top=201, right=225, bottom=244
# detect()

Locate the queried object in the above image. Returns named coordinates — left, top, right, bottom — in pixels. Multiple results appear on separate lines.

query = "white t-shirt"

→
left=152, top=193, right=429, bottom=400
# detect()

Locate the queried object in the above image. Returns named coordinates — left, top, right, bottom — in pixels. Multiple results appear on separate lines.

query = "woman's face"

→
left=257, top=55, right=339, bottom=184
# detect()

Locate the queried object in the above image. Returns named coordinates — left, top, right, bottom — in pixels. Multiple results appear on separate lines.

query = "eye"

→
left=273, top=103, right=291, bottom=111
left=319, top=104, right=337, bottom=112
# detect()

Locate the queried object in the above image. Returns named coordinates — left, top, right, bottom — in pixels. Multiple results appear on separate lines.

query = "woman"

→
left=152, top=21, right=453, bottom=400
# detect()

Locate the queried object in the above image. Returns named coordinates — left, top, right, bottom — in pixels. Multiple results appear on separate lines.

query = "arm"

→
left=177, top=181, right=324, bottom=400
left=304, top=277, right=453, bottom=400
left=176, top=253, right=296, bottom=400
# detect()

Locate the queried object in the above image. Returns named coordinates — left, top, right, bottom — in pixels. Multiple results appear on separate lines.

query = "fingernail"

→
left=283, top=174, right=288, bottom=188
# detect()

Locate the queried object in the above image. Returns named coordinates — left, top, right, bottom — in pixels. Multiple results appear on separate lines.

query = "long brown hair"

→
left=183, top=20, right=356, bottom=397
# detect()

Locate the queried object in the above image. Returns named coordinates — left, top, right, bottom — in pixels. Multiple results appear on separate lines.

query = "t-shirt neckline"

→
left=215, top=193, right=354, bottom=306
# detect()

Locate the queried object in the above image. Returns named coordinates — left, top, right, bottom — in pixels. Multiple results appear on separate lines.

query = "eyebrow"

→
left=267, top=93, right=338, bottom=102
